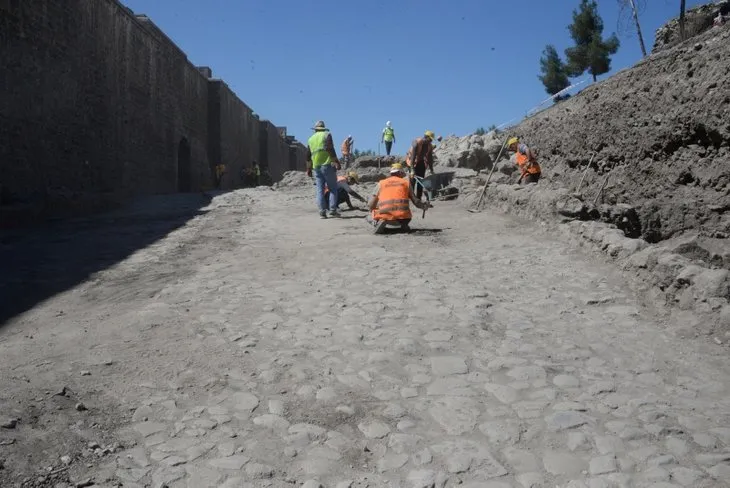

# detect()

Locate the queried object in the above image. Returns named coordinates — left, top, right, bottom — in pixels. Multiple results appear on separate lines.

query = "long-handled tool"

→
left=593, top=170, right=611, bottom=205
left=467, top=137, right=510, bottom=213
left=576, top=152, right=596, bottom=193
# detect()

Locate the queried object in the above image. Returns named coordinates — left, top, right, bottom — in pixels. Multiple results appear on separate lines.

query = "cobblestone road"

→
left=1, top=187, right=729, bottom=488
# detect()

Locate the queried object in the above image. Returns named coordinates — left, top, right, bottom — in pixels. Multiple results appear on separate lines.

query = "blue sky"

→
left=123, top=0, right=703, bottom=153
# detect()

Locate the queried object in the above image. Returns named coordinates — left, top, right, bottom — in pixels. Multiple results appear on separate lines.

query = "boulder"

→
left=434, top=132, right=508, bottom=171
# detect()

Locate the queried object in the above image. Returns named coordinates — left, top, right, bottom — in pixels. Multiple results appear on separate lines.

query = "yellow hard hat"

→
left=347, top=170, right=359, bottom=182
left=507, top=137, right=519, bottom=146
left=390, top=163, right=404, bottom=173
left=424, top=130, right=435, bottom=139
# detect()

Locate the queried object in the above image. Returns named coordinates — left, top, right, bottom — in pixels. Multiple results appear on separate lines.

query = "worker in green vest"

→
left=306, top=120, right=342, bottom=218
left=381, top=121, right=396, bottom=155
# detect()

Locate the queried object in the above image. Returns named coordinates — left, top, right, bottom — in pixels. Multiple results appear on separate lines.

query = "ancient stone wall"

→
left=0, top=0, right=306, bottom=219
left=259, top=121, right=293, bottom=183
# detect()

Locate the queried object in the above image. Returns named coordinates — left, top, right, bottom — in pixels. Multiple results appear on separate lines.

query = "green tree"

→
left=565, top=0, right=620, bottom=82
left=538, top=44, right=570, bottom=99
left=474, top=127, right=486, bottom=136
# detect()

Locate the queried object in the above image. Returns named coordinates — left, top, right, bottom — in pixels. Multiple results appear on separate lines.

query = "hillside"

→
left=441, top=18, right=730, bottom=251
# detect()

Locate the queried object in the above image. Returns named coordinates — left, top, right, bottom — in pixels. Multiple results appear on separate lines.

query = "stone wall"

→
left=0, top=0, right=306, bottom=221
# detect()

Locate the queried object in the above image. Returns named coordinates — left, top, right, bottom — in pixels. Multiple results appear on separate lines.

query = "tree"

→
left=474, top=127, right=486, bottom=136
left=679, top=0, right=686, bottom=41
left=616, top=0, right=647, bottom=57
left=565, top=0, right=621, bottom=82
left=538, top=45, right=570, bottom=99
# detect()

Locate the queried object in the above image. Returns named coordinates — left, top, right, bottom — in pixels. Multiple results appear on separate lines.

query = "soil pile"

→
left=506, top=21, right=730, bottom=250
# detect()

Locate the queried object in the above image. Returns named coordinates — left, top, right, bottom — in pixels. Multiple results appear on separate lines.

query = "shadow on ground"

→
left=0, top=192, right=214, bottom=327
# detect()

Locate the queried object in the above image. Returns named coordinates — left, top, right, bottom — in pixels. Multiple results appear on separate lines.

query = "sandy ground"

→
left=1, top=185, right=729, bottom=488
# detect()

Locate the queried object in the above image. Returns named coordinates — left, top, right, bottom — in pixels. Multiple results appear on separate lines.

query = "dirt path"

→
left=1, top=186, right=729, bottom=488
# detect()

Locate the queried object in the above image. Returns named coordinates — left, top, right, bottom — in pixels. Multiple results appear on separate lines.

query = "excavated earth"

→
left=509, top=22, right=730, bottom=246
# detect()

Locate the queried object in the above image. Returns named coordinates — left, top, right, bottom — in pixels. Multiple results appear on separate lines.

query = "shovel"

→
left=467, top=137, right=510, bottom=213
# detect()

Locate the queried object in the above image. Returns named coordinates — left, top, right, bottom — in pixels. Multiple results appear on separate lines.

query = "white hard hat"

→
left=386, top=121, right=391, bottom=127
left=348, top=134, right=352, bottom=139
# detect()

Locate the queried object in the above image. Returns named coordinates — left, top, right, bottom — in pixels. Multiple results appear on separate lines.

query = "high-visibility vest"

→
left=516, top=149, right=541, bottom=175
left=383, top=127, right=395, bottom=142
left=308, top=131, right=332, bottom=168
left=374, top=176, right=412, bottom=221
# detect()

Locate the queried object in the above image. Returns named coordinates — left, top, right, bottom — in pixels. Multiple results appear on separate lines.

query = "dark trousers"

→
left=324, top=188, right=352, bottom=209
left=385, top=141, right=393, bottom=155
left=523, top=172, right=541, bottom=184
left=412, top=163, right=426, bottom=199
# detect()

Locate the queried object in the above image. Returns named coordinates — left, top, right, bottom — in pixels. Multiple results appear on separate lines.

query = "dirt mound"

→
left=351, top=155, right=403, bottom=169
left=653, top=0, right=730, bottom=53
left=273, top=170, right=312, bottom=188
left=434, top=132, right=508, bottom=171
left=507, top=22, right=730, bottom=251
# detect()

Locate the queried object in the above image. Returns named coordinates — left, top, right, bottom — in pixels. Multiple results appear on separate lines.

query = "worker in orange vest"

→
left=324, top=171, right=367, bottom=211
left=507, top=137, right=541, bottom=184
left=340, top=135, right=354, bottom=168
left=367, top=163, right=431, bottom=234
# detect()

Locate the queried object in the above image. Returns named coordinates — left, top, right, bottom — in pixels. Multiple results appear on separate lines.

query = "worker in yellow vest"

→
left=307, top=120, right=342, bottom=218
left=367, top=163, right=431, bottom=234
left=381, top=121, right=396, bottom=155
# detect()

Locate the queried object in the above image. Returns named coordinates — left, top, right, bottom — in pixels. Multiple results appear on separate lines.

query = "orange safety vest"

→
left=324, top=175, right=347, bottom=193
left=373, top=176, right=412, bottom=221
left=516, top=150, right=541, bottom=175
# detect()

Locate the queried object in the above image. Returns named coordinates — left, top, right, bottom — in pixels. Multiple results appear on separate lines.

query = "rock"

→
left=406, top=469, right=437, bottom=488
left=413, top=448, right=433, bottom=466
left=80, top=371, right=91, bottom=376
left=669, top=466, right=704, bottom=486
left=376, top=453, right=409, bottom=472
left=553, top=374, right=580, bottom=388
left=1, top=418, right=18, bottom=429
left=60, top=455, right=72, bottom=465
left=245, top=462, right=274, bottom=479
left=545, top=411, right=591, bottom=431
left=543, top=451, right=585, bottom=475
left=429, top=397, right=480, bottom=435
left=75, top=403, right=87, bottom=412
left=208, top=455, right=250, bottom=470
left=567, top=432, right=588, bottom=451
left=589, top=454, right=617, bottom=475
left=231, top=392, right=259, bottom=412
left=556, top=195, right=590, bottom=219
left=430, top=356, right=468, bottom=375
left=357, top=421, right=391, bottom=439
left=301, top=480, right=324, bottom=488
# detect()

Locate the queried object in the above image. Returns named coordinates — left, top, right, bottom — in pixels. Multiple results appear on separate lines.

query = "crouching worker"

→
left=367, top=163, right=431, bottom=234
left=324, top=171, right=368, bottom=210
left=507, top=137, right=541, bottom=184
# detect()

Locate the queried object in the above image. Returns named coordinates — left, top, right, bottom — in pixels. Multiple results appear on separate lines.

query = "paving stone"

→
left=695, top=452, right=730, bottom=465
left=543, top=451, right=585, bottom=475
left=401, top=387, right=419, bottom=398
left=208, top=455, right=250, bottom=470
left=553, top=374, right=580, bottom=388
left=545, top=411, right=591, bottom=431
left=429, top=397, right=480, bottom=435
left=485, top=383, right=519, bottom=404
left=665, top=437, right=689, bottom=457
left=515, top=472, right=545, bottom=488
left=315, top=387, right=338, bottom=402
left=268, top=399, right=285, bottom=415
left=594, top=435, right=625, bottom=454
left=502, top=447, right=540, bottom=472
left=245, top=462, right=274, bottom=479
left=424, top=330, right=453, bottom=342
left=388, top=433, right=421, bottom=454
left=231, top=392, right=259, bottom=412
left=479, top=421, right=521, bottom=446
left=301, top=481, right=323, bottom=488
left=707, top=462, right=730, bottom=479
left=445, top=454, right=472, bottom=473
left=668, top=466, right=704, bottom=486
left=649, top=455, right=677, bottom=467
left=133, top=422, right=167, bottom=437
left=692, top=432, right=717, bottom=448
left=406, top=469, right=436, bottom=488
left=642, top=466, right=671, bottom=482
left=430, top=356, right=468, bottom=375
left=376, top=452, right=409, bottom=472
left=413, top=448, right=433, bottom=466
left=589, top=454, right=617, bottom=475
left=253, top=413, right=290, bottom=431
left=357, top=420, right=391, bottom=439
left=567, top=432, right=589, bottom=451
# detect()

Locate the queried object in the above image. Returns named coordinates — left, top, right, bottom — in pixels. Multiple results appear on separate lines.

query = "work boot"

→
left=373, top=219, right=388, bottom=235
left=319, top=210, right=327, bottom=219
left=328, top=209, right=341, bottom=218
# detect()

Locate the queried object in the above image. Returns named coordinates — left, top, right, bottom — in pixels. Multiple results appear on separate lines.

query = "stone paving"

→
left=2, top=187, right=730, bottom=487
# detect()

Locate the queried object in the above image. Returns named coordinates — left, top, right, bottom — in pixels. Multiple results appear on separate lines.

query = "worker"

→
left=381, top=121, right=396, bottom=155
left=409, top=131, right=436, bottom=200
left=306, top=120, right=341, bottom=218
left=367, top=163, right=431, bottom=234
left=507, top=137, right=541, bottom=184
left=252, top=161, right=261, bottom=186
left=341, top=135, right=354, bottom=168
left=324, top=171, right=367, bottom=211
left=215, top=163, right=226, bottom=189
